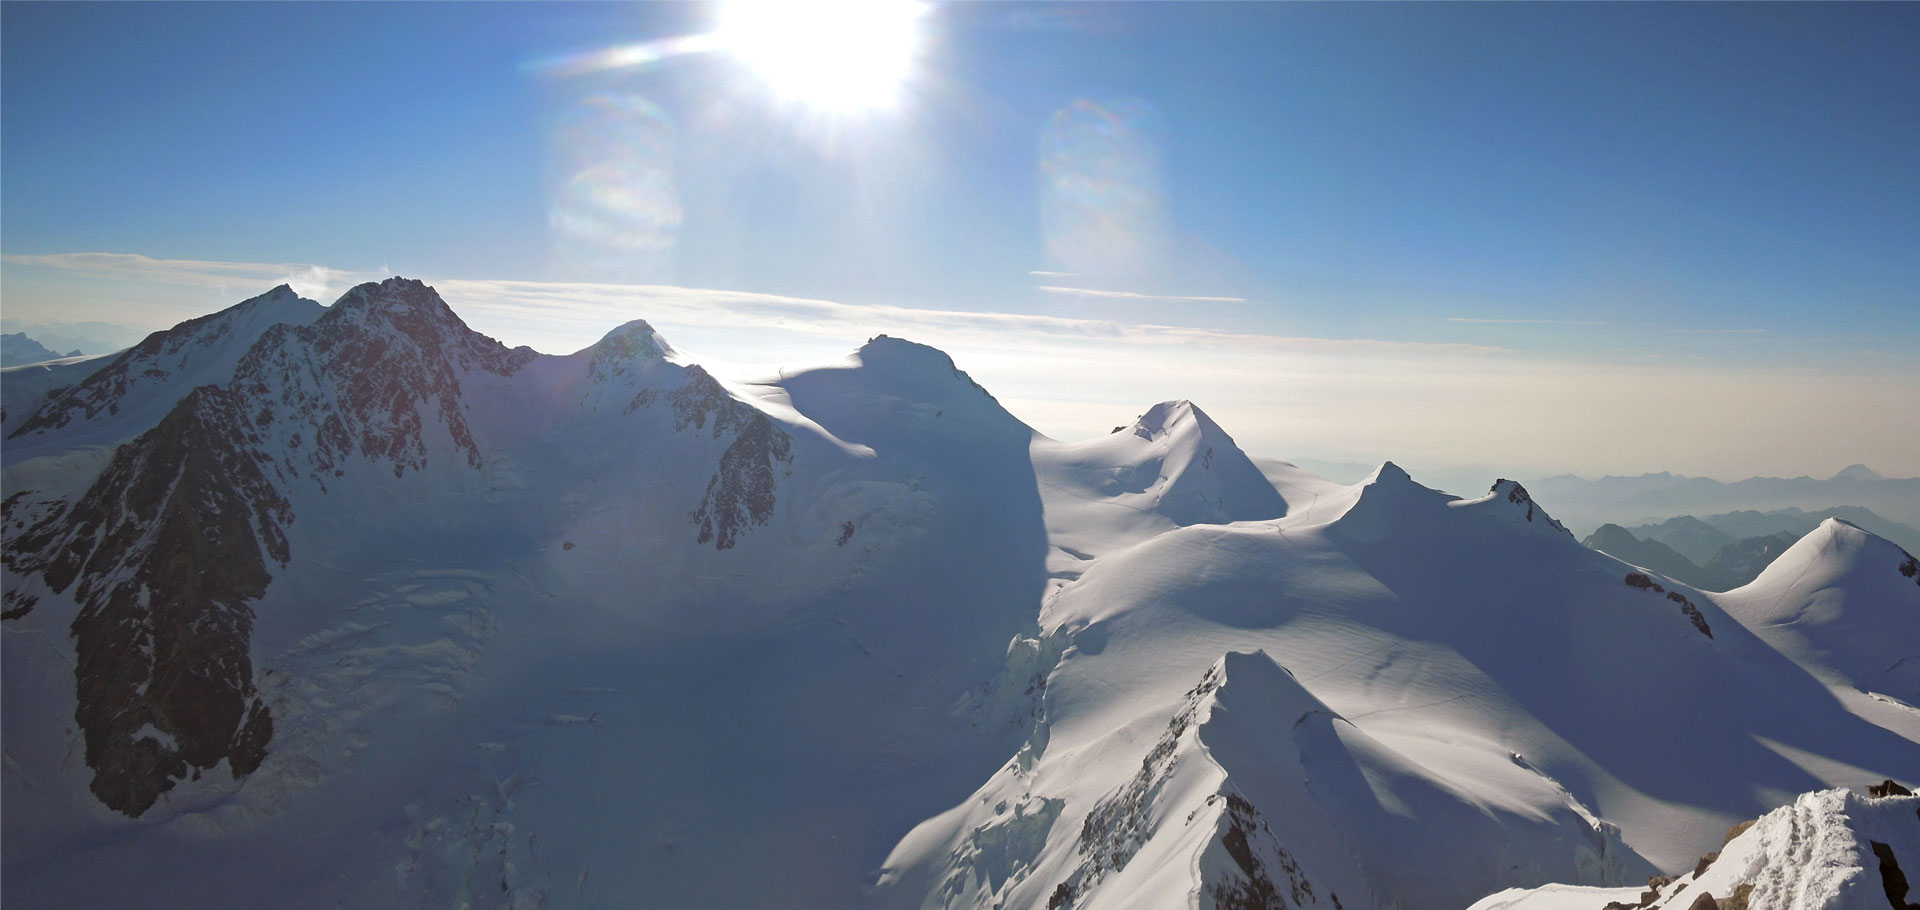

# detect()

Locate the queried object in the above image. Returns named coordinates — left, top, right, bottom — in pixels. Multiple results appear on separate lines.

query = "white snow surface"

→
left=3, top=283, right=1917, bottom=909
left=1716, top=519, right=1920, bottom=702
left=1471, top=789, right=1920, bottom=910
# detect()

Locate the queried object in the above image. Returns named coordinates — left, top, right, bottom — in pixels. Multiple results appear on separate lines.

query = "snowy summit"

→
left=2, top=281, right=1916, bottom=909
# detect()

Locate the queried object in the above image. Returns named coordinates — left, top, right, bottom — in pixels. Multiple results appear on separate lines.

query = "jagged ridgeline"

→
left=3, top=280, right=1917, bottom=909
left=3, top=279, right=807, bottom=815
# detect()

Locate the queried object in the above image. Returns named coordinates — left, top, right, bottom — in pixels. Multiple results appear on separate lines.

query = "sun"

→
left=715, top=0, right=928, bottom=113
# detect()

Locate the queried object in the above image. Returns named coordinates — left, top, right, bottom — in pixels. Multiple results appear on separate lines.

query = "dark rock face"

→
left=4, top=277, right=797, bottom=820
left=6, top=387, right=288, bottom=816
left=691, top=413, right=793, bottom=550
left=3, top=280, right=542, bottom=817
left=1901, top=554, right=1919, bottom=589
left=231, top=279, right=536, bottom=483
left=1694, top=851, right=1720, bottom=878
left=1207, top=793, right=1315, bottom=910
left=667, top=365, right=746, bottom=435
left=1666, top=590, right=1714, bottom=639
left=1870, top=780, right=1915, bottom=798
left=1622, top=574, right=1713, bottom=638
left=657, top=366, right=796, bottom=551
left=1873, top=840, right=1920, bottom=910
left=1047, top=665, right=1226, bottom=905
left=1495, top=479, right=1538, bottom=522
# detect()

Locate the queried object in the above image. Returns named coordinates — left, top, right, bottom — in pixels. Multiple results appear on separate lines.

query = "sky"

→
left=2, top=2, right=1916, bottom=480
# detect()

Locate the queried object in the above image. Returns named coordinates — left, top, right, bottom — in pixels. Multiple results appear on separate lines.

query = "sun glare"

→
left=715, top=0, right=927, bottom=112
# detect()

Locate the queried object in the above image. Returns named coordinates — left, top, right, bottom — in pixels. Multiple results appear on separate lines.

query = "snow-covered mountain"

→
left=0, top=331, right=81, bottom=366
left=5, top=284, right=325, bottom=450
left=3, top=280, right=1916, bottom=909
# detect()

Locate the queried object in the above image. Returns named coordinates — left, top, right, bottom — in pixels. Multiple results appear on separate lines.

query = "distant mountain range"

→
left=0, top=332, right=80, bottom=366
left=1629, top=506, right=1920, bottom=564
left=1583, top=524, right=1799, bottom=592
left=1526, top=468, right=1920, bottom=536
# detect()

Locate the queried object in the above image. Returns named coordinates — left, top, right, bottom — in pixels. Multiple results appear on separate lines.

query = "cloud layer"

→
left=3, top=251, right=1912, bottom=480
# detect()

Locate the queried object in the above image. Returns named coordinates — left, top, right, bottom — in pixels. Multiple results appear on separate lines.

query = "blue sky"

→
left=3, top=2, right=1916, bottom=478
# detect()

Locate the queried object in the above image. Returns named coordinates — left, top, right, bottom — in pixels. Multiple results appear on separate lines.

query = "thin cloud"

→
left=436, top=278, right=1499, bottom=359
left=1037, top=285, right=1248, bottom=304
left=4, top=252, right=376, bottom=301
left=1446, top=317, right=1607, bottom=326
left=1028, top=270, right=1074, bottom=277
left=2, top=251, right=1507, bottom=364
left=5, top=252, right=1911, bottom=476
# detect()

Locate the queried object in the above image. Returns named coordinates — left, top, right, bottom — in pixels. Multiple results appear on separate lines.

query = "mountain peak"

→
left=0, top=332, right=73, bottom=366
left=590, top=319, right=672, bottom=361
left=846, top=334, right=1000, bottom=405
left=1814, top=515, right=1870, bottom=542
left=1215, top=650, right=1307, bottom=700
left=326, top=277, right=451, bottom=322
left=857, top=334, right=960, bottom=371
left=1746, top=516, right=1889, bottom=593
left=1367, top=460, right=1414, bottom=485
left=234, top=283, right=319, bottom=317
left=315, top=278, right=532, bottom=376
left=1831, top=463, right=1882, bottom=482
left=1131, top=399, right=1208, bottom=440
left=1467, top=477, right=1570, bottom=532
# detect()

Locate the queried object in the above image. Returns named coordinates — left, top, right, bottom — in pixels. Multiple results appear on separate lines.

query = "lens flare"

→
left=548, top=94, right=683, bottom=278
left=1040, top=98, right=1169, bottom=282
left=715, top=0, right=928, bottom=112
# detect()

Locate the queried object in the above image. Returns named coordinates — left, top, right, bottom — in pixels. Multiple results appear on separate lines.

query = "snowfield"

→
left=1472, top=788, right=1920, bottom=910
left=3, top=280, right=1916, bottom=909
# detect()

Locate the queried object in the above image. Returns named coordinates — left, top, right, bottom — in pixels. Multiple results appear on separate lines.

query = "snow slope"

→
left=875, top=465, right=1920, bottom=909
left=4, top=285, right=324, bottom=454
left=1716, top=519, right=1920, bottom=702
left=4, top=280, right=1917, bottom=909
left=0, top=352, right=117, bottom=439
left=1471, top=789, right=1920, bottom=910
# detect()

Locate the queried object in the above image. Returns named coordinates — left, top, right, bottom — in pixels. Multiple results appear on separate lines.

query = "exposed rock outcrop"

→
left=6, top=386, right=287, bottom=815
left=231, top=278, right=536, bottom=481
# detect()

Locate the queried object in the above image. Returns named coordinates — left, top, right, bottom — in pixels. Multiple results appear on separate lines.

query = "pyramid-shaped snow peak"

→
left=1321, top=460, right=1456, bottom=542
left=1717, top=518, right=1920, bottom=698
left=1832, top=463, right=1883, bottom=482
left=582, top=319, right=675, bottom=388
left=1034, top=400, right=1286, bottom=527
left=590, top=319, right=673, bottom=363
left=1122, top=400, right=1285, bottom=524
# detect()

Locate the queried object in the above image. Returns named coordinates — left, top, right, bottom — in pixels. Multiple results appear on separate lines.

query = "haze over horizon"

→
left=4, top=2, right=1916, bottom=479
